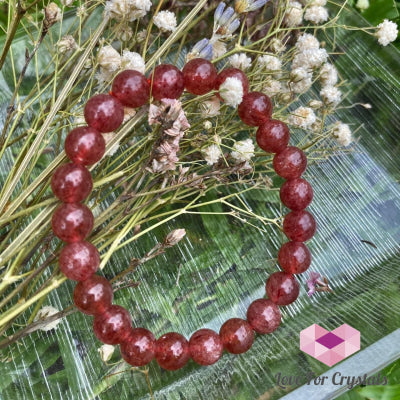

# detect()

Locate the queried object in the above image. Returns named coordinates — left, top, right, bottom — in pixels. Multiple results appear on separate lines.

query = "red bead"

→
left=65, top=126, right=106, bottom=165
left=150, top=64, right=184, bottom=100
left=183, top=58, right=218, bottom=95
left=111, top=70, right=150, bottom=108
left=256, top=120, right=290, bottom=153
left=120, top=328, right=156, bottom=366
left=280, top=178, right=313, bottom=211
left=51, top=163, right=93, bottom=203
left=266, top=272, right=299, bottom=305
left=246, top=299, right=281, bottom=334
left=215, top=68, right=249, bottom=100
left=73, top=275, right=113, bottom=315
left=238, top=92, right=273, bottom=126
left=278, top=241, right=311, bottom=274
left=273, top=146, right=307, bottom=179
left=155, top=332, right=190, bottom=371
left=283, top=210, right=316, bottom=242
left=84, top=94, right=124, bottom=133
left=59, top=241, right=99, bottom=281
left=52, top=203, right=94, bottom=243
left=189, top=329, right=223, bottom=366
left=93, top=305, right=132, bottom=345
left=219, top=318, right=254, bottom=354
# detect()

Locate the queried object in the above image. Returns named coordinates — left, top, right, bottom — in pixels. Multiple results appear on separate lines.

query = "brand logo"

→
left=300, top=324, right=360, bottom=366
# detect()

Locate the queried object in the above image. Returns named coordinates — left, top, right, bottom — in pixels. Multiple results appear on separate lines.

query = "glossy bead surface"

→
left=246, top=299, right=281, bottom=334
left=238, top=92, right=273, bottom=126
left=278, top=241, right=311, bottom=274
left=256, top=119, right=290, bottom=153
left=73, top=275, right=113, bottom=315
left=183, top=58, right=218, bottom=95
left=155, top=332, right=190, bottom=371
left=84, top=94, right=124, bottom=133
left=65, top=126, right=106, bottom=165
left=273, top=146, right=307, bottom=179
left=215, top=68, right=249, bottom=99
left=219, top=318, right=254, bottom=354
left=150, top=64, right=184, bottom=100
left=93, top=305, right=132, bottom=345
left=280, top=178, right=313, bottom=211
left=111, top=70, right=150, bottom=108
left=52, top=203, right=94, bottom=243
left=59, top=241, right=99, bottom=281
left=51, top=163, right=93, bottom=203
left=120, top=328, right=156, bottom=366
left=283, top=210, right=316, bottom=242
left=189, top=329, right=223, bottom=366
left=266, top=272, right=299, bottom=305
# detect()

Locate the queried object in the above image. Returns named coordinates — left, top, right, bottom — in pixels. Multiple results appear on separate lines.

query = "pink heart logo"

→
left=300, top=324, right=360, bottom=366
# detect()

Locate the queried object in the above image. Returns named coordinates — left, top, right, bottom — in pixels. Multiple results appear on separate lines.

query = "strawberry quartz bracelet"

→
left=50, top=58, right=316, bottom=370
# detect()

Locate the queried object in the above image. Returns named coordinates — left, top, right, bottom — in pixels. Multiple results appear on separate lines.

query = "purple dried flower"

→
left=307, top=271, right=333, bottom=297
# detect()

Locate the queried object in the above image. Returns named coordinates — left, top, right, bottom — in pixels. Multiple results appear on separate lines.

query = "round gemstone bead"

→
left=51, top=163, right=93, bottom=203
left=219, top=318, right=254, bottom=354
left=65, top=126, right=106, bottom=165
left=73, top=275, right=113, bottom=315
left=59, top=241, right=99, bottom=281
left=52, top=203, right=94, bottom=243
left=120, top=328, right=156, bottom=366
left=189, top=329, right=223, bottom=366
left=183, top=58, right=218, bottom=95
left=84, top=94, right=124, bottom=133
left=273, top=146, right=307, bottom=179
left=278, top=241, right=311, bottom=274
left=111, top=70, right=150, bottom=108
left=280, top=178, right=313, bottom=211
left=246, top=299, right=281, bottom=334
left=238, top=92, right=273, bottom=126
left=155, top=332, right=190, bottom=371
left=150, top=64, right=184, bottom=100
left=93, top=305, right=132, bottom=345
left=256, top=119, right=290, bottom=153
left=266, top=272, right=299, bottom=305
left=283, top=210, right=316, bottom=242
left=215, top=68, right=249, bottom=100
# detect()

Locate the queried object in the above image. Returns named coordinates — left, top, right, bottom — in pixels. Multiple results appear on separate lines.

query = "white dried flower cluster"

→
left=295, top=33, right=320, bottom=52
left=231, top=139, right=255, bottom=162
left=203, top=144, right=222, bottom=165
left=290, top=67, right=312, bottom=93
left=288, top=106, right=316, bottom=129
left=320, top=85, right=342, bottom=106
left=211, top=40, right=227, bottom=58
left=307, top=0, right=326, bottom=5
left=61, top=0, right=74, bottom=7
left=57, top=35, right=78, bottom=54
left=309, top=99, right=323, bottom=109
left=319, top=63, right=338, bottom=86
left=269, top=38, right=286, bottom=54
left=201, top=96, right=221, bottom=117
left=257, top=54, right=282, bottom=73
left=375, top=19, right=398, bottom=46
left=219, top=77, right=244, bottom=107
left=292, top=47, right=328, bottom=69
left=285, top=1, right=303, bottom=27
left=203, top=120, right=213, bottom=130
left=153, top=10, right=177, bottom=32
left=105, top=0, right=152, bottom=22
left=263, top=79, right=282, bottom=97
left=356, top=0, right=369, bottom=11
left=34, top=306, right=61, bottom=331
left=333, top=122, right=352, bottom=146
left=304, top=6, right=328, bottom=24
left=98, top=344, right=115, bottom=362
left=121, top=50, right=146, bottom=74
left=229, top=53, right=252, bottom=70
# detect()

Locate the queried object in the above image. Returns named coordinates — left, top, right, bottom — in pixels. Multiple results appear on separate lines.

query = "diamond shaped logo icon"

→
left=300, top=324, right=360, bottom=366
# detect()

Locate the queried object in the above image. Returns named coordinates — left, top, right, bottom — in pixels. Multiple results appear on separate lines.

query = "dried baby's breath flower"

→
left=319, top=63, right=338, bottom=86
left=356, top=0, right=369, bottom=11
left=98, top=344, right=115, bottom=362
left=98, top=45, right=121, bottom=72
left=290, top=67, right=312, bottom=93
left=211, top=39, right=227, bottom=58
left=257, top=54, right=282, bottom=74
left=34, top=306, right=61, bottom=331
left=219, top=77, right=244, bottom=107
left=105, top=0, right=152, bottom=22
left=231, top=138, right=255, bottom=162
left=203, top=144, right=222, bottom=165
left=44, top=3, right=62, bottom=29
left=375, top=19, right=398, bottom=46
left=309, top=99, right=323, bottom=109
left=61, top=0, right=74, bottom=6
left=292, top=48, right=328, bottom=69
left=57, top=35, right=78, bottom=54
left=288, top=106, right=316, bottom=129
left=121, top=50, right=145, bottom=74
left=201, top=96, right=221, bottom=117
left=203, top=120, right=213, bottom=131
left=307, top=0, right=326, bottom=5
left=263, top=79, right=282, bottom=97
left=229, top=53, right=252, bottom=70
left=304, top=6, right=329, bottom=24
left=137, top=29, right=147, bottom=42
left=153, top=10, right=177, bottom=32
left=269, top=37, right=286, bottom=54
left=284, top=1, right=303, bottom=27
left=76, top=5, right=87, bottom=18
left=320, top=85, right=342, bottom=106
left=295, top=33, right=320, bottom=51
left=333, top=122, right=352, bottom=146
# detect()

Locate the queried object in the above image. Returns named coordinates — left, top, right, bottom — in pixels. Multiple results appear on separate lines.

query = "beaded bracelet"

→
left=50, top=58, right=316, bottom=371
